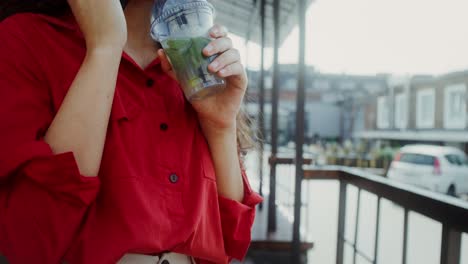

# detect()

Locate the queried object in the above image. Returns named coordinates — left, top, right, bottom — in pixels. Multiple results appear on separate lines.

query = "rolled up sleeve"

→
left=0, top=16, right=100, bottom=264
left=0, top=144, right=100, bottom=264
left=218, top=168, right=263, bottom=261
left=3, top=140, right=101, bottom=206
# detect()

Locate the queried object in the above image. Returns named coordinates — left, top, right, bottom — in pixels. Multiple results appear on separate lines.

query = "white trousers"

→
left=118, top=252, right=195, bottom=264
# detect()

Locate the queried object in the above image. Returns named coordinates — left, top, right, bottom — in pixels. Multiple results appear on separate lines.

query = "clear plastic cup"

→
left=151, top=0, right=226, bottom=101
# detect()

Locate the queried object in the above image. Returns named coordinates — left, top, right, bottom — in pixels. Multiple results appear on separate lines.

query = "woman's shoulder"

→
left=0, top=12, right=82, bottom=82
left=0, top=12, right=77, bottom=40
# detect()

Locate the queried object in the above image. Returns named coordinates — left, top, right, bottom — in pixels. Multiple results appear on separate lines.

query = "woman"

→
left=0, top=0, right=262, bottom=263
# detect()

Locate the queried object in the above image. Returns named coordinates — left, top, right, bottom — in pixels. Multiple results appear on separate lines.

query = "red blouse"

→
left=0, top=13, right=262, bottom=264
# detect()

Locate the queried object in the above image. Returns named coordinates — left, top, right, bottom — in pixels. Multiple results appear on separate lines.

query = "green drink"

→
left=161, top=37, right=225, bottom=100
left=151, top=0, right=226, bottom=101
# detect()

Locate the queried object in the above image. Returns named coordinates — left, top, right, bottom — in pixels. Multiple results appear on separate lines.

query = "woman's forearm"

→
left=204, top=126, right=244, bottom=202
left=44, top=49, right=122, bottom=176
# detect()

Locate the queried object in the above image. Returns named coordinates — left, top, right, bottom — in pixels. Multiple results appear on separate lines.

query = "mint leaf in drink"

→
left=162, top=37, right=223, bottom=99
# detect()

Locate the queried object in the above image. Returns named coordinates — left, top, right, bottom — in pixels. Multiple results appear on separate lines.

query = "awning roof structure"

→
left=211, top=0, right=314, bottom=47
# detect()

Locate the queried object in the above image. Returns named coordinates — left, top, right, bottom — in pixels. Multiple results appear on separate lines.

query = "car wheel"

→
left=447, top=185, right=457, bottom=197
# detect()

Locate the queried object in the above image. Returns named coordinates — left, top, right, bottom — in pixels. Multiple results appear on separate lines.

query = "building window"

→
left=265, top=76, right=273, bottom=89
left=377, top=96, right=390, bottom=129
left=284, top=78, right=297, bottom=91
left=416, top=89, right=435, bottom=129
left=339, top=81, right=356, bottom=90
left=444, top=84, right=467, bottom=129
left=395, top=93, right=408, bottom=129
left=313, top=79, right=330, bottom=91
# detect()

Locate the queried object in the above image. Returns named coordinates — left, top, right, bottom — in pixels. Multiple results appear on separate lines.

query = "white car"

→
left=387, top=145, right=468, bottom=196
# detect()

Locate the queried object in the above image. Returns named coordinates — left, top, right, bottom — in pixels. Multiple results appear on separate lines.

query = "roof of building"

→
left=211, top=0, right=314, bottom=46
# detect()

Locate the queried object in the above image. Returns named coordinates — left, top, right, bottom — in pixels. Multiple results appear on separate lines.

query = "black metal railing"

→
left=303, top=166, right=468, bottom=264
left=269, top=157, right=313, bottom=230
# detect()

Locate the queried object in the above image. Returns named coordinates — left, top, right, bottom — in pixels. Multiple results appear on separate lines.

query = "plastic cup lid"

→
left=153, top=0, right=214, bottom=23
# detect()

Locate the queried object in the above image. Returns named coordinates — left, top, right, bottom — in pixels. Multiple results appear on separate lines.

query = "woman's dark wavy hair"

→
left=0, top=0, right=256, bottom=154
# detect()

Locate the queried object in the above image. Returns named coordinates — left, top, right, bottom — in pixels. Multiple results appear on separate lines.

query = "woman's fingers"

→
left=203, top=37, right=233, bottom=57
left=208, top=49, right=240, bottom=73
left=158, top=49, right=172, bottom=72
left=204, top=25, right=230, bottom=56
left=157, top=49, right=177, bottom=80
left=217, top=62, right=246, bottom=80
left=209, top=24, right=229, bottom=38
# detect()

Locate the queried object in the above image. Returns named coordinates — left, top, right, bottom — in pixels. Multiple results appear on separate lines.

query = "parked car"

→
left=387, top=145, right=468, bottom=196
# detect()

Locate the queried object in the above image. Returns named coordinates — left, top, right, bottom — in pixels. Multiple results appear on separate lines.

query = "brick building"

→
left=355, top=70, right=468, bottom=153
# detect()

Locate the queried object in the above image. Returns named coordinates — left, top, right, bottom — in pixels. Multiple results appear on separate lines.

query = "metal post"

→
left=292, top=0, right=307, bottom=262
left=389, top=82, right=395, bottom=130
left=353, top=189, right=362, bottom=264
left=258, top=0, right=266, bottom=210
left=267, top=0, right=281, bottom=234
left=402, top=209, right=409, bottom=264
left=373, top=197, right=381, bottom=264
left=440, top=225, right=461, bottom=264
left=336, top=181, right=348, bottom=264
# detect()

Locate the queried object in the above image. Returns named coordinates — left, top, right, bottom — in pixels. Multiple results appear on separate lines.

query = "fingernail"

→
left=219, top=69, right=226, bottom=75
left=210, top=61, right=219, bottom=70
left=204, top=44, right=213, bottom=53
left=211, top=28, right=219, bottom=35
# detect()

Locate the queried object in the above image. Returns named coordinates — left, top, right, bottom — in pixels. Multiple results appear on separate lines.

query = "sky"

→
left=231, top=0, right=468, bottom=76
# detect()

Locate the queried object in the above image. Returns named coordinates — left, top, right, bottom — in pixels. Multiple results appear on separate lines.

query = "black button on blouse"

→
left=169, top=174, right=179, bottom=184
left=146, top=78, right=155, bottom=87
left=160, top=123, right=169, bottom=131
